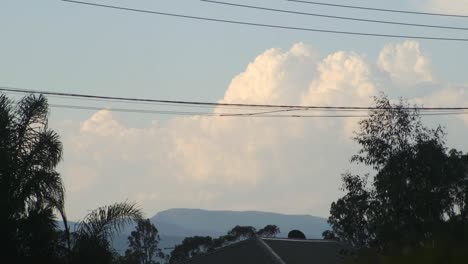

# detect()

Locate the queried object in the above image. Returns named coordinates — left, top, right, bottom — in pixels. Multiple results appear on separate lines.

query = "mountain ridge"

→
left=151, top=208, right=329, bottom=239
left=152, top=208, right=323, bottom=219
left=63, top=208, right=330, bottom=254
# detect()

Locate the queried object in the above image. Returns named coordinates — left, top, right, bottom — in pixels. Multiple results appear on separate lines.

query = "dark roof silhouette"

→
left=179, top=237, right=351, bottom=264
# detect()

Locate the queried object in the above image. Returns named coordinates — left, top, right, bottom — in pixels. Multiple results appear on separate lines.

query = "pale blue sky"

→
left=2, top=0, right=468, bottom=220
left=2, top=0, right=468, bottom=101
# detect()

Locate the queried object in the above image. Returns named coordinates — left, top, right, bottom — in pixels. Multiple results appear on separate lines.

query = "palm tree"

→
left=0, top=93, right=68, bottom=261
left=71, top=202, right=143, bottom=264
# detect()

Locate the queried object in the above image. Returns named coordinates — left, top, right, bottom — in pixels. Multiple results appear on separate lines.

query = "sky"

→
left=2, top=0, right=468, bottom=220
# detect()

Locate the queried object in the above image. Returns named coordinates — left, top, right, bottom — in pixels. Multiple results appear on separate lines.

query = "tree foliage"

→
left=227, top=225, right=257, bottom=240
left=325, top=94, right=468, bottom=258
left=77, top=202, right=143, bottom=240
left=257, top=225, right=281, bottom=238
left=288, top=229, right=306, bottom=239
left=0, top=93, right=153, bottom=263
left=169, top=224, right=279, bottom=263
left=124, top=219, right=165, bottom=264
left=71, top=202, right=143, bottom=264
left=0, top=94, right=67, bottom=262
left=169, top=236, right=214, bottom=264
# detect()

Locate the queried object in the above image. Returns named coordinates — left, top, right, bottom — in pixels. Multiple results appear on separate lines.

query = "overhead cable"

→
left=3, top=86, right=468, bottom=112
left=201, top=0, right=468, bottom=31
left=46, top=104, right=468, bottom=118
left=61, top=0, right=468, bottom=42
left=287, top=0, right=468, bottom=18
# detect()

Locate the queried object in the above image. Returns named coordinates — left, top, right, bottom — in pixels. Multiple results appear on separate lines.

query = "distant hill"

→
left=63, top=209, right=329, bottom=254
left=151, top=208, right=329, bottom=239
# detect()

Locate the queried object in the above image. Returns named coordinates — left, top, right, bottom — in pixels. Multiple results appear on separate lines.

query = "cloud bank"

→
left=57, top=41, right=468, bottom=220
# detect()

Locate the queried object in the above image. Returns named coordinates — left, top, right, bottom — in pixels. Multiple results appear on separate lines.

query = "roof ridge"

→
left=262, top=237, right=338, bottom=243
left=254, top=236, right=287, bottom=264
left=176, top=238, right=256, bottom=264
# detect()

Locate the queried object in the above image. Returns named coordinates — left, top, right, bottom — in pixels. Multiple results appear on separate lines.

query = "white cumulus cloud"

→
left=57, top=41, right=468, bottom=220
left=377, top=41, right=433, bottom=85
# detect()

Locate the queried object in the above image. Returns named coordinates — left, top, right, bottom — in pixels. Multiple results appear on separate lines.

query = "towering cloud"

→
left=378, top=41, right=433, bottom=85
left=58, top=41, right=468, bottom=220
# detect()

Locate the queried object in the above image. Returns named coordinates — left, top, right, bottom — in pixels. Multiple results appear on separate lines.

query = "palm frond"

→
left=78, top=202, right=143, bottom=240
left=19, top=170, right=64, bottom=203
left=14, top=94, right=49, bottom=153
left=0, top=94, right=14, bottom=185
left=0, top=94, right=14, bottom=147
left=20, top=129, right=63, bottom=170
left=1, top=93, right=71, bottom=256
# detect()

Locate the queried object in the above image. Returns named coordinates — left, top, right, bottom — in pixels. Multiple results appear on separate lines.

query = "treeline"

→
left=323, top=95, right=468, bottom=263
left=3, top=93, right=468, bottom=264
left=169, top=224, right=280, bottom=263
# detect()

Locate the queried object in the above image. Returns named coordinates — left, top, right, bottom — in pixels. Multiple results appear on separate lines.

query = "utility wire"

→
left=46, top=104, right=468, bottom=118
left=287, top=0, right=468, bottom=18
left=220, top=108, right=306, bottom=116
left=3, top=86, right=468, bottom=112
left=1, top=90, right=279, bottom=110
left=3, top=88, right=369, bottom=116
left=48, top=104, right=368, bottom=117
left=202, top=0, right=468, bottom=31
left=61, top=0, right=468, bottom=42
left=0, top=89, right=370, bottom=113
left=49, top=104, right=218, bottom=116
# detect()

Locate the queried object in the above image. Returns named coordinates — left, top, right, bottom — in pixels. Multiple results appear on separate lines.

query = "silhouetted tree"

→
left=325, top=94, right=468, bottom=257
left=322, top=230, right=337, bottom=240
left=169, top=236, right=214, bottom=264
left=0, top=94, right=68, bottom=262
left=71, top=202, right=143, bottom=264
left=288, top=230, right=306, bottom=239
left=116, top=253, right=140, bottom=264
left=124, top=219, right=165, bottom=264
left=227, top=225, right=257, bottom=240
left=169, top=224, right=279, bottom=263
left=328, top=173, right=373, bottom=248
left=257, top=225, right=280, bottom=238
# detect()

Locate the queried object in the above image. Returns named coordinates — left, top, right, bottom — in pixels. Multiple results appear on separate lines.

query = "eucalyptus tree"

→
left=124, top=219, right=165, bottom=264
left=325, top=94, right=468, bottom=254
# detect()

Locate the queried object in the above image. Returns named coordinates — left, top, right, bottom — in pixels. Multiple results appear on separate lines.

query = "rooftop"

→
left=180, top=237, right=352, bottom=264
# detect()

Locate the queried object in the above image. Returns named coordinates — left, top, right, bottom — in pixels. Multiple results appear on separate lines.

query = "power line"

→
left=2, top=90, right=375, bottom=115
left=202, top=0, right=468, bottom=31
left=2, top=88, right=372, bottom=117
left=47, top=104, right=468, bottom=118
left=287, top=0, right=468, bottom=18
left=0, top=89, right=371, bottom=115
left=49, top=104, right=218, bottom=116
left=48, top=104, right=368, bottom=117
left=3, top=86, right=468, bottom=112
left=1, top=86, right=287, bottom=109
left=1, top=90, right=278, bottom=111
left=60, top=0, right=468, bottom=42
